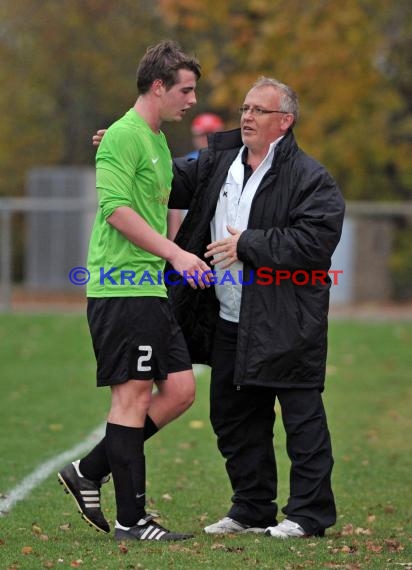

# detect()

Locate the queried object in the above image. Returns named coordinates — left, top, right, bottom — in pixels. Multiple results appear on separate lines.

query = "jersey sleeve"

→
left=95, top=126, right=142, bottom=219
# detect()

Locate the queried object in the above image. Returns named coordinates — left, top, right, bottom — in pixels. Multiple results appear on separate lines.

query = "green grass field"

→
left=0, top=314, right=411, bottom=569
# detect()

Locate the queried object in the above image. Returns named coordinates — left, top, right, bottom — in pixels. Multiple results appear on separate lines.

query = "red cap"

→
left=191, top=113, right=224, bottom=135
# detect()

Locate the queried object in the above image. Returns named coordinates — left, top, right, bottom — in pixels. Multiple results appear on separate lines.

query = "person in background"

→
left=167, top=112, right=224, bottom=239
left=169, top=77, right=345, bottom=539
left=186, top=112, right=225, bottom=160
left=58, top=40, right=210, bottom=542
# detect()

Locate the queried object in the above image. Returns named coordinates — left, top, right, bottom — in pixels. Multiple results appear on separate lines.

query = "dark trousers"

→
left=210, top=318, right=336, bottom=533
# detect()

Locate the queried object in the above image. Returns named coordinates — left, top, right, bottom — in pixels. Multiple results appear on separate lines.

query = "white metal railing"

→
left=0, top=198, right=95, bottom=312
left=346, top=201, right=412, bottom=217
left=1, top=198, right=412, bottom=312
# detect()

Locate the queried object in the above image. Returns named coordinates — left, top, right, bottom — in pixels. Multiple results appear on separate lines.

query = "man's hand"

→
left=205, top=225, right=242, bottom=269
left=92, top=129, right=107, bottom=146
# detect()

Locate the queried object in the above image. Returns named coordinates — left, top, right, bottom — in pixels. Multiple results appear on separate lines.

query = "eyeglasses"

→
left=238, top=105, right=288, bottom=116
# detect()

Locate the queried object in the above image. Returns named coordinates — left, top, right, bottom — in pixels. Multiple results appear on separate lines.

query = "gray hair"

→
left=252, top=77, right=299, bottom=126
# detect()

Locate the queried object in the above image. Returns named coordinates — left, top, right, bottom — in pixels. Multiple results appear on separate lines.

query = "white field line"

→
left=0, top=365, right=208, bottom=516
left=0, top=423, right=105, bottom=516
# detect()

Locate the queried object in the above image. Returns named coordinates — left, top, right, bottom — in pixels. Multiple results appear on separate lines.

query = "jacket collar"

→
left=207, top=128, right=297, bottom=162
left=207, top=128, right=243, bottom=152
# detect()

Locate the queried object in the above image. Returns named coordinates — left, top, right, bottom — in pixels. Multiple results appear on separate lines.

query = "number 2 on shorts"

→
left=137, top=345, right=152, bottom=372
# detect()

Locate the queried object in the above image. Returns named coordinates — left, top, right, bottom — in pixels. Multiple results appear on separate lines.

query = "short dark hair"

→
left=136, top=40, right=201, bottom=94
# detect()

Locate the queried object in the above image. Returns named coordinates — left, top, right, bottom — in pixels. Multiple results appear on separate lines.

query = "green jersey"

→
left=87, top=109, right=173, bottom=297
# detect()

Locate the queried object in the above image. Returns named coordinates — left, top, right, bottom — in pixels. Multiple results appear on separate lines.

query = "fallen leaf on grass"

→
left=341, top=544, right=358, bottom=553
left=146, top=497, right=157, bottom=509
left=167, top=544, right=193, bottom=553
left=354, top=527, right=372, bottom=535
left=387, top=407, right=401, bottom=420
left=118, top=542, right=128, bottom=554
left=31, top=522, right=43, bottom=535
left=59, top=523, right=71, bottom=531
left=43, top=561, right=54, bottom=568
left=210, top=543, right=244, bottom=553
left=226, top=546, right=245, bottom=553
left=384, top=539, right=404, bottom=552
left=70, top=560, right=83, bottom=568
left=336, top=523, right=373, bottom=537
left=21, top=546, right=33, bottom=555
left=161, top=493, right=172, bottom=501
left=189, top=420, right=204, bottom=429
left=178, top=441, right=195, bottom=449
left=366, top=541, right=383, bottom=553
left=366, top=429, right=379, bottom=443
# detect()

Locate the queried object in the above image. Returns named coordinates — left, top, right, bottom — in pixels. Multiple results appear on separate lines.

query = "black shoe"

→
left=114, top=514, right=194, bottom=541
left=58, top=460, right=110, bottom=534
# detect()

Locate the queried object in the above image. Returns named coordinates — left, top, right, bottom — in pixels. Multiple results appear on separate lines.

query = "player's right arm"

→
left=107, top=206, right=210, bottom=289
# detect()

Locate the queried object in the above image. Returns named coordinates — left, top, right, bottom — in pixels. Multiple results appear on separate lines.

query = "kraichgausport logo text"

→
left=69, top=267, right=343, bottom=287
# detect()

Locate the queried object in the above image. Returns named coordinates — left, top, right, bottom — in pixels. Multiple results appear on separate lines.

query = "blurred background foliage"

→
left=0, top=0, right=411, bottom=202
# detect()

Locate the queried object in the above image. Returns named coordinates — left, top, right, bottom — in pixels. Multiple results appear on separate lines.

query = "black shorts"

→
left=87, top=297, right=192, bottom=387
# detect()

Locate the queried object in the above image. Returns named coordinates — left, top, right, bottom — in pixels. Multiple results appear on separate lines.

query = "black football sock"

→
left=79, top=415, right=158, bottom=481
left=79, top=438, right=110, bottom=481
left=144, top=414, right=159, bottom=440
left=105, top=422, right=146, bottom=527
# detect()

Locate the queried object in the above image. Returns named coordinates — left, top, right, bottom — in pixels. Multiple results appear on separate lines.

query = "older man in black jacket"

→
left=169, top=77, right=345, bottom=539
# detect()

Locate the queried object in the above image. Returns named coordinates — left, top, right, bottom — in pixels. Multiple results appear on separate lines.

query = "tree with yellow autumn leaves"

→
left=1, top=0, right=411, bottom=201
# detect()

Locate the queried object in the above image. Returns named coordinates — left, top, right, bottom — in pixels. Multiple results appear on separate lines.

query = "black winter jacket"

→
left=169, top=128, right=345, bottom=389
